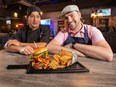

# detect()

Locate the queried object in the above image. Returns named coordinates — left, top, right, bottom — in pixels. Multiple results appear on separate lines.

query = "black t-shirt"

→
left=10, top=25, right=50, bottom=43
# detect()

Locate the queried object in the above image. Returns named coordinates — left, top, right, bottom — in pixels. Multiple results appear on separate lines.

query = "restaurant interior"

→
left=0, top=0, right=116, bottom=52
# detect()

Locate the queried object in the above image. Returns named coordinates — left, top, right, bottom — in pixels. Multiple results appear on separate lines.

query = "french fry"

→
left=31, top=49, right=74, bottom=70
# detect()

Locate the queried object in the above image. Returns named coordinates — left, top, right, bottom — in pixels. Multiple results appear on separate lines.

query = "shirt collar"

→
left=68, top=24, right=84, bottom=36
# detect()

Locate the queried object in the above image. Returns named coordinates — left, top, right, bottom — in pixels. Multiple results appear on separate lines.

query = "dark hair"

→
left=27, top=5, right=41, bottom=17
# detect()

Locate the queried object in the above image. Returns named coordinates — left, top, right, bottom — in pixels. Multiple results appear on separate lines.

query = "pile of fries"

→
left=31, top=50, right=73, bottom=70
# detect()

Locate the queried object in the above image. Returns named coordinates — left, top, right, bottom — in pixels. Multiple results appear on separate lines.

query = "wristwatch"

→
left=72, top=42, right=75, bottom=49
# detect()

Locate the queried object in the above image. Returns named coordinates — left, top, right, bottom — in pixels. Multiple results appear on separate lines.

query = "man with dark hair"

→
left=5, top=5, right=50, bottom=55
left=47, top=5, right=113, bottom=61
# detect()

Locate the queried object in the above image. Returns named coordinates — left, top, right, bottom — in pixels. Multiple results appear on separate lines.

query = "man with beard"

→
left=4, top=5, right=50, bottom=55
left=47, top=5, right=113, bottom=62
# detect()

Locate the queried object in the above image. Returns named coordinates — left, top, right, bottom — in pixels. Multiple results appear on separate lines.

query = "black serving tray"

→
left=27, top=61, right=89, bottom=74
left=7, top=64, right=28, bottom=69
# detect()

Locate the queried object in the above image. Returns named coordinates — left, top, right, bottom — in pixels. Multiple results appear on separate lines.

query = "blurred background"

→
left=0, top=0, right=116, bottom=52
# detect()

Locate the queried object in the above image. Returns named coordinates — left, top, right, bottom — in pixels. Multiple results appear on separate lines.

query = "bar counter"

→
left=0, top=49, right=116, bottom=87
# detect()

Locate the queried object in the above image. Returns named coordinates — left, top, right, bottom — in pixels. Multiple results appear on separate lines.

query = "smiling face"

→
left=27, top=11, right=41, bottom=30
left=63, top=11, right=82, bottom=32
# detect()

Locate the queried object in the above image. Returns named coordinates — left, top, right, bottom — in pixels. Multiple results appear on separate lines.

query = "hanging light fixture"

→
left=91, top=12, right=97, bottom=18
left=40, top=11, right=43, bottom=15
left=91, top=7, right=97, bottom=18
left=14, top=12, right=18, bottom=17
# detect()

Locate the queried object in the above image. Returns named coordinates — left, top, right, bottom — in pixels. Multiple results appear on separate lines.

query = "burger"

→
left=30, top=47, right=50, bottom=69
left=30, top=47, right=48, bottom=59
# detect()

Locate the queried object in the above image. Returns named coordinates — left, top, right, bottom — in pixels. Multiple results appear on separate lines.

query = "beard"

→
left=68, top=20, right=81, bottom=31
left=69, top=22, right=77, bottom=30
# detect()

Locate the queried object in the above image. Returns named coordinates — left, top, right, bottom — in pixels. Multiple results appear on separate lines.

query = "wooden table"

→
left=0, top=50, right=116, bottom=87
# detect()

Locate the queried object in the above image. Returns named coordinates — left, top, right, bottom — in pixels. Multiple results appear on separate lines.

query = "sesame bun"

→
left=33, top=47, right=47, bottom=55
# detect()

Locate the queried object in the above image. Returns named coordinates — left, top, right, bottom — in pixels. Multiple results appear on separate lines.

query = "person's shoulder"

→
left=18, top=25, right=29, bottom=31
left=40, top=25, right=50, bottom=28
left=83, top=24, right=99, bottom=31
left=39, top=25, right=50, bottom=31
left=84, top=24, right=96, bottom=28
left=57, top=31, right=69, bottom=36
left=37, top=25, right=50, bottom=35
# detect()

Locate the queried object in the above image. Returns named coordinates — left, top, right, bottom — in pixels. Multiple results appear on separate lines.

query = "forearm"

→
left=74, top=43, right=113, bottom=61
left=4, top=45, right=21, bottom=53
left=20, top=42, right=47, bottom=49
left=47, top=44, right=85, bottom=57
left=47, top=44, right=66, bottom=54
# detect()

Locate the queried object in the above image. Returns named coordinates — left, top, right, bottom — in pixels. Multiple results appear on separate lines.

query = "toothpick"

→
left=34, top=41, right=37, bottom=48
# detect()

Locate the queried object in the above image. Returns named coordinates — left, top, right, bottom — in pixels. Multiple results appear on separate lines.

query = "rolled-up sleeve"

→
left=54, top=31, right=68, bottom=45
left=89, top=27, right=105, bottom=45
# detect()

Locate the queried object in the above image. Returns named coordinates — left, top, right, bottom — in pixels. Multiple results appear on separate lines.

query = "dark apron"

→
left=64, top=27, right=92, bottom=45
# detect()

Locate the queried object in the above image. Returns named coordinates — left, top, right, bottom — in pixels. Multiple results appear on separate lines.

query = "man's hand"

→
left=19, top=46, right=34, bottom=55
left=6, top=40, right=21, bottom=47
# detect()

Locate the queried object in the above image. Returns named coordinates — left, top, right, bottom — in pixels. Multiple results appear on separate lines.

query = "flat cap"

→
left=61, top=5, right=79, bottom=17
left=27, top=5, right=41, bottom=17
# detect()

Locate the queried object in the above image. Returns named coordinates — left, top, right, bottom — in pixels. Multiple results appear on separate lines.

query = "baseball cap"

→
left=27, top=5, right=41, bottom=17
left=61, top=5, right=80, bottom=17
